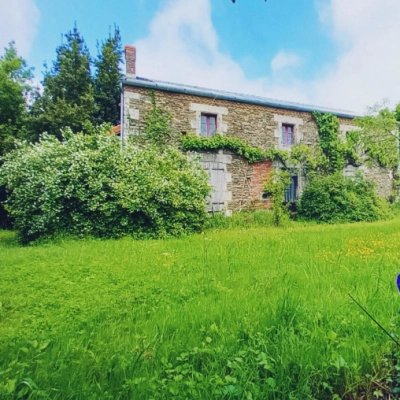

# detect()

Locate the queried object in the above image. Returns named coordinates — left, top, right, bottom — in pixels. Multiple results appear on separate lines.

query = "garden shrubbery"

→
left=297, top=173, right=391, bottom=223
left=0, top=127, right=210, bottom=243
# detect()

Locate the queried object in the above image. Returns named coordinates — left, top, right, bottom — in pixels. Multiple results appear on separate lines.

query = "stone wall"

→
left=122, top=84, right=393, bottom=212
left=123, top=85, right=353, bottom=152
left=344, top=163, right=393, bottom=198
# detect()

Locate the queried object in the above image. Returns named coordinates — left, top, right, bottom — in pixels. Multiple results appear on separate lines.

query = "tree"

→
left=355, top=103, right=399, bottom=169
left=0, top=42, right=33, bottom=156
left=29, top=26, right=97, bottom=139
left=93, top=26, right=123, bottom=126
left=0, top=43, right=33, bottom=229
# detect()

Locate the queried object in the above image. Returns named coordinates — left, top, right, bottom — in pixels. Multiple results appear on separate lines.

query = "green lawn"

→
left=1, top=218, right=400, bottom=399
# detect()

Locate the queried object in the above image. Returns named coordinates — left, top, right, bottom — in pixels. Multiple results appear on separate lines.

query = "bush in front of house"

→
left=296, top=173, right=391, bottom=223
left=0, top=127, right=210, bottom=243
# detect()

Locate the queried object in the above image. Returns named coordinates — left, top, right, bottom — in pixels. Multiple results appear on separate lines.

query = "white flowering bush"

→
left=0, top=127, right=210, bottom=243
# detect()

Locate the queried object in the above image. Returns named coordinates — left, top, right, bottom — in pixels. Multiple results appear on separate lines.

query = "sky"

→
left=1, top=0, right=399, bottom=114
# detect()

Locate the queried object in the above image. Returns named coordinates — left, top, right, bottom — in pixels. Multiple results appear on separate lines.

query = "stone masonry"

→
left=121, top=46, right=393, bottom=213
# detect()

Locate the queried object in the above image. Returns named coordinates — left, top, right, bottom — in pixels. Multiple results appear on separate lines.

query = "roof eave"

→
left=122, top=76, right=360, bottom=119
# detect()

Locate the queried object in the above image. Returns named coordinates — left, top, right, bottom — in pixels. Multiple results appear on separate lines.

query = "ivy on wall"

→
left=181, top=134, right=267, bottom=163
left=312, top=111, right=346, bottom=174
left=180, top=113, right=361, bottom=172
left=180, top=110, right=398, bottom=186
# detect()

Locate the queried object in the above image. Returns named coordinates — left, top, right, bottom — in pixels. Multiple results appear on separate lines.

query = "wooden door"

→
left=202, top=161, right=226, bottom=212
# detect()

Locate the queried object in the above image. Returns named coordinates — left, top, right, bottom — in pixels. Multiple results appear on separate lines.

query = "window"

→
left=201, top=114, right=217, bottom=137
left=284, top=176, right=298, bottom=202
left=282, top=124, right=294, bottom=146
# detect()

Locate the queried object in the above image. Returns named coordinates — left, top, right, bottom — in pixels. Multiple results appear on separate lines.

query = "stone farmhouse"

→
left=120, top=45, right=392, bottom=215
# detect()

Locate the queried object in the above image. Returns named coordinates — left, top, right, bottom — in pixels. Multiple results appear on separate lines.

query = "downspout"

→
left=120, top=79, right=124, bottom=152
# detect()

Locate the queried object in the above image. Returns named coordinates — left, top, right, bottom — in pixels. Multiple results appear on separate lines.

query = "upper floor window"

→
left=282, top=124, right=294, bottom=146
left=201, top=114, right=217, bottom=137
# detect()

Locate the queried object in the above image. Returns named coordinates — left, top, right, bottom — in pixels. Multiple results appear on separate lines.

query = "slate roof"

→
left=122, top=75, right=360, bottom=119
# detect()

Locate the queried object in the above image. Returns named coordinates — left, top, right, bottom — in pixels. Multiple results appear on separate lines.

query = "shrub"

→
left=0, top=128, right=210, bottom=243
left=263, top=170, right=292, bottom=226
left=0, top=184, right=13, bottom=229
left=297, top=173, right=391, bottom=223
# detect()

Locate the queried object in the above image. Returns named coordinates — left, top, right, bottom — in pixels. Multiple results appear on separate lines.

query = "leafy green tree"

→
left=93, top=26, right=123, bottom=126
left=355, top=104, right=399, bottom=168
left=0, top=42, right=33, bottom=155
left=0, top=43, right=33, bottom=228
left=29, top=26, right=97, bottom=139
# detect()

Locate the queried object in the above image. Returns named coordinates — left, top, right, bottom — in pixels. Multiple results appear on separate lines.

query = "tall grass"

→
left=1, top=218, right=400, bottom=399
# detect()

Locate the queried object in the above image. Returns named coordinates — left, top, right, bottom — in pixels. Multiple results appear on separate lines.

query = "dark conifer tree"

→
left=94, top=26, right=123, bottom=126
left=30, top=25, right=97, bottom=139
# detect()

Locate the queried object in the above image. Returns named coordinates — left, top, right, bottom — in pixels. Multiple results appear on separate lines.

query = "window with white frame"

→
left=201, top=114, right=217, bottom=137
left=281, top=124, right=294, bottom=146
left=190, top=103, right=228, bottom=137
left=274, top=114, right=304, bottom=149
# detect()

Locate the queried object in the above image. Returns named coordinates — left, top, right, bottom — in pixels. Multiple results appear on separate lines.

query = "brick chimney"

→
left=125, top=45, right=136, bottom=78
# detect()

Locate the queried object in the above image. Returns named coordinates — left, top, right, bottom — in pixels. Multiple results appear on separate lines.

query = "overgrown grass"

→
left=1, top=218, right=400, bottom=399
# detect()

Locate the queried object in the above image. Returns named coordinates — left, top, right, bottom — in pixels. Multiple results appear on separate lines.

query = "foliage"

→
left=181, top=134, right=266, bottom=163
left=297, top=173, right=391, bottom=223
left=0, top=127, right=210, bottom=243
left=263, top=170, right=292, bottom=226
left=143, top=91, right=173, bottom=146
left=0, top=42, right=34, bottom=156
left=2, top=219, right=400, bottom=398
left=265, top=146, right=289, bottom=163
left=312, top=111, right=348, bottom=174
left=395, top=103, right=400, bottom=123
left=0, top=43, right=34, bottom=228
left=289, top=143, right=321, bottom=173
left=0, top=184, right=12, bottom=229
left=29, top=26, right=97, bottom=139
left=355, top=104, right=399, bottom=168
left=93, top=26, right=123, bottom=126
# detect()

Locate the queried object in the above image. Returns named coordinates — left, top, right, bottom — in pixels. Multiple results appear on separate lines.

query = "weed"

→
left=1, top=219, right=400, bottom=398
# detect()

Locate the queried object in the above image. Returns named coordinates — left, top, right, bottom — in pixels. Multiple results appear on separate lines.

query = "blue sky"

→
left=1, top=0, right=399, bottom=113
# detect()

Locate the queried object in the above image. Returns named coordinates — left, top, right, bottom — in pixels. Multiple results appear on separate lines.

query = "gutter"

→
left=121, top=77, right=360, bottom=119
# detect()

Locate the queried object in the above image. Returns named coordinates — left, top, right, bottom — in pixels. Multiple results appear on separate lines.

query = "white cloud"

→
left=131, top=0, right=400, bottom=115
left=313, top=0, right=400, bottom=113
left=132, top=0, right=309, bottom=106
left=271, top=51, right=301, bottom=73
left=134, top=0, right=256, bottom=93
left=0, top=0, right=40, bottom=57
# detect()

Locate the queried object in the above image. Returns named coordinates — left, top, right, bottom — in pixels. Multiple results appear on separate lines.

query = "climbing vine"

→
left=312, top=111, right=352, bottom=174
left=181, top=113, right=362, bottom=174
left=263, top=170, right=292, bottom=226
left=181, top=134, right=267, bottom=163
left=143, top=90, right=173, bottom=146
